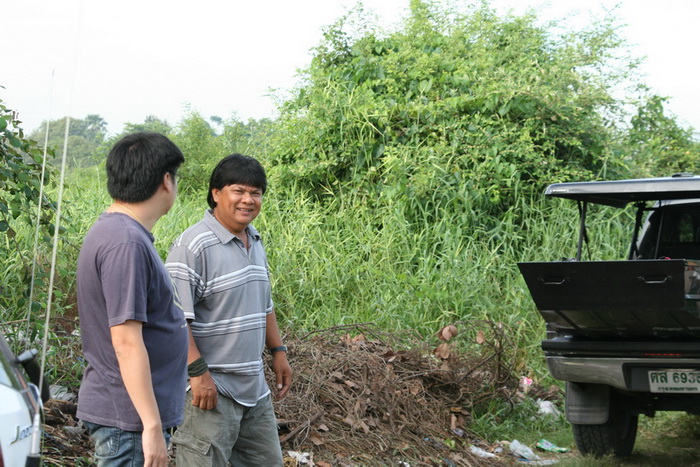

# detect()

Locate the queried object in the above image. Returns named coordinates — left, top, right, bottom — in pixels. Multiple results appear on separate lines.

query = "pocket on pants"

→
left=86, top=424, right=121, bottom=457
left=172, top=429, right=211, bottom=456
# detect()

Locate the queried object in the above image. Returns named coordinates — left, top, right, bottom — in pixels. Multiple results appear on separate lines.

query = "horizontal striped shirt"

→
left=166, top=210, right=273, bottom=406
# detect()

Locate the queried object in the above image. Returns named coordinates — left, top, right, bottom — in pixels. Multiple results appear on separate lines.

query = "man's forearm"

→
left=111, top=320, right=162, bottom=431
left=265, top=310, right=293, bottom=399
left=265, top=310, right=284, bottom=349
left=185, top=321, right=219, bottom=409
left=186, top=321, right=204, bottom=364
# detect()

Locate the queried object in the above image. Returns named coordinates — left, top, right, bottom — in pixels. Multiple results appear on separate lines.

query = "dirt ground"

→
left=41, top=321, right=562, bottom=466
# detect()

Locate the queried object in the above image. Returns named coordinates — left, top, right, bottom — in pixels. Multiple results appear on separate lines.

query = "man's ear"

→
left=211, top=188, right=220, bottom=204
left=163, top=172, right=176, bottom=192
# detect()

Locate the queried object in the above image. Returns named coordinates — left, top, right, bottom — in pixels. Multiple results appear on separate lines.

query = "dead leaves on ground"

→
left=41, top=320, right=526, bottom=466
left=271, top=320, right=519, bottom=466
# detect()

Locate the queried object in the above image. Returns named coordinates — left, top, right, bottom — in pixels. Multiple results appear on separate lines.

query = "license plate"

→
left=648, top=370, right=700, bottom=393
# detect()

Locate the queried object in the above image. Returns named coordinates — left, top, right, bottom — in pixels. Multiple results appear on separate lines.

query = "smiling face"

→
left=211, top=184, right=263, bottom=235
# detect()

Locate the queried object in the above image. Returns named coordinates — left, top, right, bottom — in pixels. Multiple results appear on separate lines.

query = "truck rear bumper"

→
left=546, top=356, right=700, bottom=391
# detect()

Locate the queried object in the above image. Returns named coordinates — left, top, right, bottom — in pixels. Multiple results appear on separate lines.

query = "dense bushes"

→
left=268, top=1, right=642, bottom=218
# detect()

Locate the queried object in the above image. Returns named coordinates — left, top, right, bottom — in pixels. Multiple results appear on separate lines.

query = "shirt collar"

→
left=203, top=209, right=261, bottom=244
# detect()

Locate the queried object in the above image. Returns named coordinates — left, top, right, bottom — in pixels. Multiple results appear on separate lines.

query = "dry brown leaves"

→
left=271, top=320, right=519, bottom=466
left=40, top=319, right=522, bottom=466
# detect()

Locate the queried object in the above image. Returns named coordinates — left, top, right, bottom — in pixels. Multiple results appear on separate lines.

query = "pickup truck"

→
left=518, top=174, right=700, bottom=457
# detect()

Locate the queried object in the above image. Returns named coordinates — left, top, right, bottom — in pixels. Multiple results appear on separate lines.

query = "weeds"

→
left=3, top=158, right=641, bottom=446
left=15, top=164, right=635, bottom=394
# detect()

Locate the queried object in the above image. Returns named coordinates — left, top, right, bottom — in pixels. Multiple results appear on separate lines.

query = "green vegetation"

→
left=267, top=0, right=672, bottom=216
left=0, top=99, right=63, bottom=344
left=1, top=0, right=699, bottom=453
left=29, top=114, right=108, bottom=168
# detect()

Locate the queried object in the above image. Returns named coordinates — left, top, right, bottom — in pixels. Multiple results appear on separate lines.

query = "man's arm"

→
left=110, top=320, right=168, bottom=467
left=164, top=247, right=217, bottom=409
left=186, top=323, right=218, bottom=410
left=265, top=310, right=292, bottom=400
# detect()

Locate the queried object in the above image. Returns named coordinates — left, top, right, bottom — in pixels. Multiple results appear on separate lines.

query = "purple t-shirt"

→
left=76, top=212, right=188, bottom=431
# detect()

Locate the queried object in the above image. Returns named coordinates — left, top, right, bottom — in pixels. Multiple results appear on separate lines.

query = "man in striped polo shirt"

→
left=166, top=154, right=292, bottom=466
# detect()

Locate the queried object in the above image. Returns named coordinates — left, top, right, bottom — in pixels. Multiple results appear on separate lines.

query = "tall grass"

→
left=252, top=182, right=632, bottom=377
left=5, top=165, right=636, bottom=391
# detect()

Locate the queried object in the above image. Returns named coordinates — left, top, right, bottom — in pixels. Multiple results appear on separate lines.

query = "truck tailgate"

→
left=518, top=259, right=700, bottom=338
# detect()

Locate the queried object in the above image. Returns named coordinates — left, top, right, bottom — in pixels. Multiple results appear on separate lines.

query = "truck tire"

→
left=571, top=407, right=638, bottom=457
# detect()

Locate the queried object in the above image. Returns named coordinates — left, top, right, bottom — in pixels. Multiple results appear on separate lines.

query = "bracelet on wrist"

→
left=268, top=345, right=287, bottom=355
left=187, top=356, right=208, bottom=377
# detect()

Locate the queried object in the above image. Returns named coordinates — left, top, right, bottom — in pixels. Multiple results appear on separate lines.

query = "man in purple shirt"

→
left=77, top=132, right=188, bottom=467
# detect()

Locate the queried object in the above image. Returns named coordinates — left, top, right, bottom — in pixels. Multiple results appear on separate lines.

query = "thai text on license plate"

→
left=648, top=370, right=700, bottom=393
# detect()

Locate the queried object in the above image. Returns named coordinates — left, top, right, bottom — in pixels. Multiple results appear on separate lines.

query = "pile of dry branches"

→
left=41, top=319, right=527, bottom=466
left=272, top=320, right=520, bottom=466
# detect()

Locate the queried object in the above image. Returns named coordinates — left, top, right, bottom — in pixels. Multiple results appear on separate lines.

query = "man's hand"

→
left=271, top=352, right=292, bottom=400
left=142, top=425, right=168, bottom=467
left=265, top=311, right=292, bottom=399
left=190, top=371, right=218, bottom=410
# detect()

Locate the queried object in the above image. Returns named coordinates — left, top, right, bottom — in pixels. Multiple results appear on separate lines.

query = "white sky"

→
left=3, top=0, right=699, bottom=135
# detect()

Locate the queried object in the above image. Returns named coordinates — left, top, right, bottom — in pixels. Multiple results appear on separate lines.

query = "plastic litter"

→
left=517, top=460, right=559, bottom=465
left=536, top=439, right=569, bottom=453
left=509, top=440, right=541, bottom=461
left=50, top=384, right=77, bottom=402
left=469, top=446, right=496, bottom=458
left=287, top=451, right=313, bottom=465
left=536, top=399, right=561, bottom=417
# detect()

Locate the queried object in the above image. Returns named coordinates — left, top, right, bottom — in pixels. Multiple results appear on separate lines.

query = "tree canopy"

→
left=29, top=114, right=108, bottom=168
left=621, top=92, right=700, bottom=177
left=267, top=0, right=697, bottom=218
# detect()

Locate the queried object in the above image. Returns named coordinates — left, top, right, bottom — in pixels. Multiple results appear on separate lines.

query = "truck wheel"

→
left=571, top=407, right=638, bottom=457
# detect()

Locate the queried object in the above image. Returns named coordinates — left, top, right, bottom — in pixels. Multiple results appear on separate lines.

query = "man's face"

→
left=211, top=184, right=263, bottom=235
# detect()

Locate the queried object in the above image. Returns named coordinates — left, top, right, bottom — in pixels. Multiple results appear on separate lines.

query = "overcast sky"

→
left=3, top=0, right=699, bottom=135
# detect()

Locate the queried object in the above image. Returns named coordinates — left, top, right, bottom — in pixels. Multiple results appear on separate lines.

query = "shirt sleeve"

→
left=99, top=241, right=151, bottom=326
left=165, top=243, right=200, bottom=321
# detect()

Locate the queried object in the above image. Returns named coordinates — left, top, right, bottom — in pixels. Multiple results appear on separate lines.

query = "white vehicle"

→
left=0, top=331, right=44, bottom=467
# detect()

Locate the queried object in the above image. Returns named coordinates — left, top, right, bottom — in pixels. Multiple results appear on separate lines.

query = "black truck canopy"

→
left=545, top=174, right=700, bottom=208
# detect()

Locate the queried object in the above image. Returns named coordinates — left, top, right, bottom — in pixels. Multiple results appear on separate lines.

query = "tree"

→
left=79, top=114, right=108, bottom=143
left=622, top=91, right=700, bottom=177
left=122, top=115, right=173, bottom=136
left=268, top=0, right=637, bottom=218
left=171, top=111, right=223, bottom=193
left=169, top=112, right=276, bottom=194
left=29, top=114, right=108, bottom=168
left=219, top=117, right=275, bottom=162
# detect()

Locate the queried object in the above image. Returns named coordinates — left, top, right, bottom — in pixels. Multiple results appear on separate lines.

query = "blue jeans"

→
left=83, top=421, right=171, bottom=467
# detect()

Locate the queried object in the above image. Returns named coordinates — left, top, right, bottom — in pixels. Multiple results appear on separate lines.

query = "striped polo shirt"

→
left=165, top=210, right=273, bottom=406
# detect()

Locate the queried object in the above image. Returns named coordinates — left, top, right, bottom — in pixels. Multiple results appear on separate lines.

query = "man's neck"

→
left=109, top=201, right=157, bottom=231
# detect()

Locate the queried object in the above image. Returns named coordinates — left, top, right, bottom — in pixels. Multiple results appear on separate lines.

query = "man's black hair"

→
left=106, top=132, right=185, bottom=203
left=207, top=154, right=267, bottom=208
